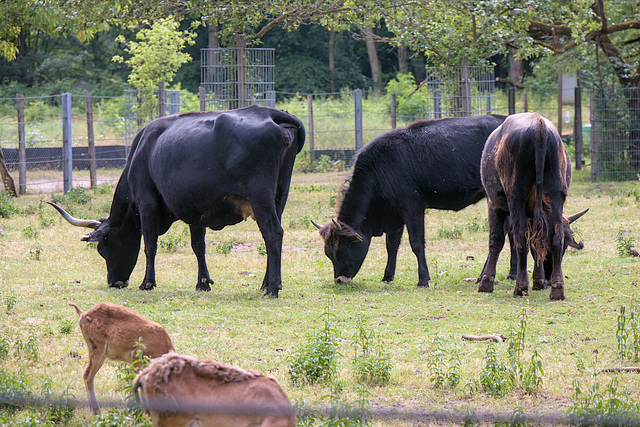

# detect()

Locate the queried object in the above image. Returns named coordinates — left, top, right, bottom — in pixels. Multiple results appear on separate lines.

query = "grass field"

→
left=0, top=168, right=639, bottom=426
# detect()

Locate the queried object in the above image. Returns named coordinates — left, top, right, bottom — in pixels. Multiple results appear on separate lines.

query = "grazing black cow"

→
left=477, top=112, right=587, bottom=300
left=49, top=105, right=305, bottom=297
left=313, top=114, right=507, bottom=288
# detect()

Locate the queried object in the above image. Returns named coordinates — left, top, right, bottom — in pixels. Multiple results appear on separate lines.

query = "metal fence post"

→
left=307, top=94, right=315, bottom=163
left=169, top=91, right=180, bottom=115
left=590, top=89, right=597, bottom=182
left=266, top=90, right=276, bottom=108
left=573, top=87, right=583, bottom=171
left=62, top=93, right=73, bottom=194
left=354, top=89, right=363, bottom=150
left=85, top=90, right=97, bottom=188
left=158, top=81, right=166, bottom=116
left=16, top=94, right=26, bottom=195
left=199, top=86, right=206, bottom=112
left=391, top=93, right=397, bottom=129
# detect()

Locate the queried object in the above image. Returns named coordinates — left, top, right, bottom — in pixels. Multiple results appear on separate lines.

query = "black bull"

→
left=314, top=114, right=586, bottom=290
left=477, top=112, right=587, bottom=300
left=49, top=105, right=305, bottom=297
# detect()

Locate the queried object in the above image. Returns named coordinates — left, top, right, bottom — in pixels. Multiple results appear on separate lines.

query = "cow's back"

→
left=351, top=114, right=506, bottom=211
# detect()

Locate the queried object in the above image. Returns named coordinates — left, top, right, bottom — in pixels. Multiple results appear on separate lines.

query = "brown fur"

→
left=133, top=352, right=296, bottom=427
left=69, top=302, right=174, bottom=414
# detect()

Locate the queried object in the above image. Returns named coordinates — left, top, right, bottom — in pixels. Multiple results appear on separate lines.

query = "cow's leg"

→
left=507, top=231, right=518, bottom=280
left=478, top=204, right=508, bottom=293
left=549, top=219, right=567, bottom=300
left=382, top=226, right=404, bottom=282
left=402, top=208, right=429, bottom=287
left=510, top=208, right=530, bottom=297
left=190, top=225, right=214, bottom=291
left=531, top=247, right=547, bottom=290
left=139, top=225, right=159, bottom=291
left=251, top=201, right=283, bottom=297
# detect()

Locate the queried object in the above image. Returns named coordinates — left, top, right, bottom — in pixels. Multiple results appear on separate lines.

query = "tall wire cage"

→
left=200, top=48, right=275, bottom=111
left=423, top=65, right=495, bottom=118
left=590, top=87, right=640, bottom=181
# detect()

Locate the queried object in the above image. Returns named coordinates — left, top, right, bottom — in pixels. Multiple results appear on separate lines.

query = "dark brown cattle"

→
left=477, top=112, right=587, bottom=300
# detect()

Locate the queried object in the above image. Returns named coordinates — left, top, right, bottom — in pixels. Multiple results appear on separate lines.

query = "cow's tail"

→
left=272, top=109, right=306, bottom=153
left=530, top=113, right=549, bottom=262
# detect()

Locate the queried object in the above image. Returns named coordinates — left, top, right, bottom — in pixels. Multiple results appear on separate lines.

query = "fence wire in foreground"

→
left=2, top=393, right=640, bottom=426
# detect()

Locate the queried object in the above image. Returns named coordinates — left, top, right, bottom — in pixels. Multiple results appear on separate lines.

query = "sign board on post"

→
left=562, top=73, right=578, bottom=105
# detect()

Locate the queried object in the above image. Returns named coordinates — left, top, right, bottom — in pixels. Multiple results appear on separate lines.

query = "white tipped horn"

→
left=47, top=202, right=101, bottom=229
left=567, top=208, right=589, bottom=224
left=311, top=219, right=323, bottom=229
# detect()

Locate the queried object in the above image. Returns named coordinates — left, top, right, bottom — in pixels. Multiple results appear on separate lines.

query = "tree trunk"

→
left=508, top=47, right=525, bottom=86
left=398, top=45, right=408, bottom=74
left=328, top=29, right=337, bottom=95
left=208, top=23, right=219, bottom=49
left=0, top=147, right=17, bottom=196
left=362, top=27, right=383, bottom=95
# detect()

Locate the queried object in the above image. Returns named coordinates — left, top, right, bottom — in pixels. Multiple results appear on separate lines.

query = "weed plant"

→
left=616, top=300, right=640, bottom=361
left=569, top=377, right=640, bottom=426
left=351, top=319, right=392, bottom=386
left=288, top=307, right=341, bottom=387
left=615, top=229, right=636, bottom=256
left=0, top=192, right=18, bottom=218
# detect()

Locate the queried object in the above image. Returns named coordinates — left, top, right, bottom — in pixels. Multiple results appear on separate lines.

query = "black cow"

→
left=313, top=114, right=507, bottom=288
left=49, top=105, right=305, bottom=297
left=477, top=112, right=586, bottom=300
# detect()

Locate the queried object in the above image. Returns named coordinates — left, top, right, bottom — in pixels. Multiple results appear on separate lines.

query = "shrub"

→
left=0, top=192, right=19, bottom=218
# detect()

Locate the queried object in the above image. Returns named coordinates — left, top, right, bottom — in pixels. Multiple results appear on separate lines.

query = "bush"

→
left=0, top=192, right=19, bottom=218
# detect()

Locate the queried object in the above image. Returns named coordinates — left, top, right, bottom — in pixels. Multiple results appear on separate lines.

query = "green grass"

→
left=0, top=169, right=639, bottom=425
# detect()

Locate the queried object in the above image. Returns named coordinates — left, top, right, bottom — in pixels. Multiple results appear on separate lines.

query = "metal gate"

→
left=200, top=48, right=275, bottom=111
left=123, top=87, right=180, bottom=153
left=590, top=87, right=640, bottom=182
left=424, top=64, right=495, bottom=118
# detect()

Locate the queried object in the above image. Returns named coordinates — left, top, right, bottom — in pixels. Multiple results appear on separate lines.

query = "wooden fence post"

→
left=508, top=88, right=516, bottom=115
left=307, top=94, right=315, bottom=163
left=17, top=94, right=26, bottom=195
left=85, top=90, right=97, bottom=188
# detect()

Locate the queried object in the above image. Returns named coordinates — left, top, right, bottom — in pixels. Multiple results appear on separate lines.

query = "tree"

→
left=112, top=18, right=195, bottom=89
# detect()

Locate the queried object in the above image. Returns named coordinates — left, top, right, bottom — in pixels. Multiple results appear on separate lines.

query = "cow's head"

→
left=312, top=219, right=370, bottom=283
left=47, top=202, right=140, bottom=288
left=562, top=208, right=588, bottom=250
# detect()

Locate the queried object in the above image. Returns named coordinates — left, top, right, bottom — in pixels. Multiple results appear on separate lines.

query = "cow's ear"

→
left=81, top=222, right=108, bottom=242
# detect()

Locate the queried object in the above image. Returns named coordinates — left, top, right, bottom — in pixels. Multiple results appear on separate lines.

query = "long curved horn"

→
left=566, top=208, right=589, bottom=224
left=47, top=202, right=101, bottom=229
left=331, top=218, right=343, bottom=231
left=310, top=219, right=323, bottom=229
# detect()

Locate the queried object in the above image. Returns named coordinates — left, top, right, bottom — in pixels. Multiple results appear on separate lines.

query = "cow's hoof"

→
left=549, top=285, right=565, bottom=301
left=513, top=288, right=529, bottom=297
left=532, top=279, right=547, bottom=291
left=477, top=277, right=494, bottom=293
left=506, top=273, right=517, bottom=281
left=139, top=282, right=156, bottom=291
left=382, top=275, right=395, bottom=283
left=263, top=289, right=279, bottom=298
left=109, top=280, right=129, bottom=289
left=196, top=278, right=213, bottom=292
left=417, top=282, right=430, bottom=288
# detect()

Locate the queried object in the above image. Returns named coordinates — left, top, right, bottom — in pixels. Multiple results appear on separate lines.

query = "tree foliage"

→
left=112, top=19, right=195, bottom=90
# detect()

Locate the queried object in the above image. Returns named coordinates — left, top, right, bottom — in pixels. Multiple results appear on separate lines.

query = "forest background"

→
left=1, top=0, right=639, bottom=101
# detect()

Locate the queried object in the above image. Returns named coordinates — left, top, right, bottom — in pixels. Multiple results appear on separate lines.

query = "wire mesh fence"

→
left=590, top=87, right=640, bottom=181
left=2, top=391, right=640, bottom=426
